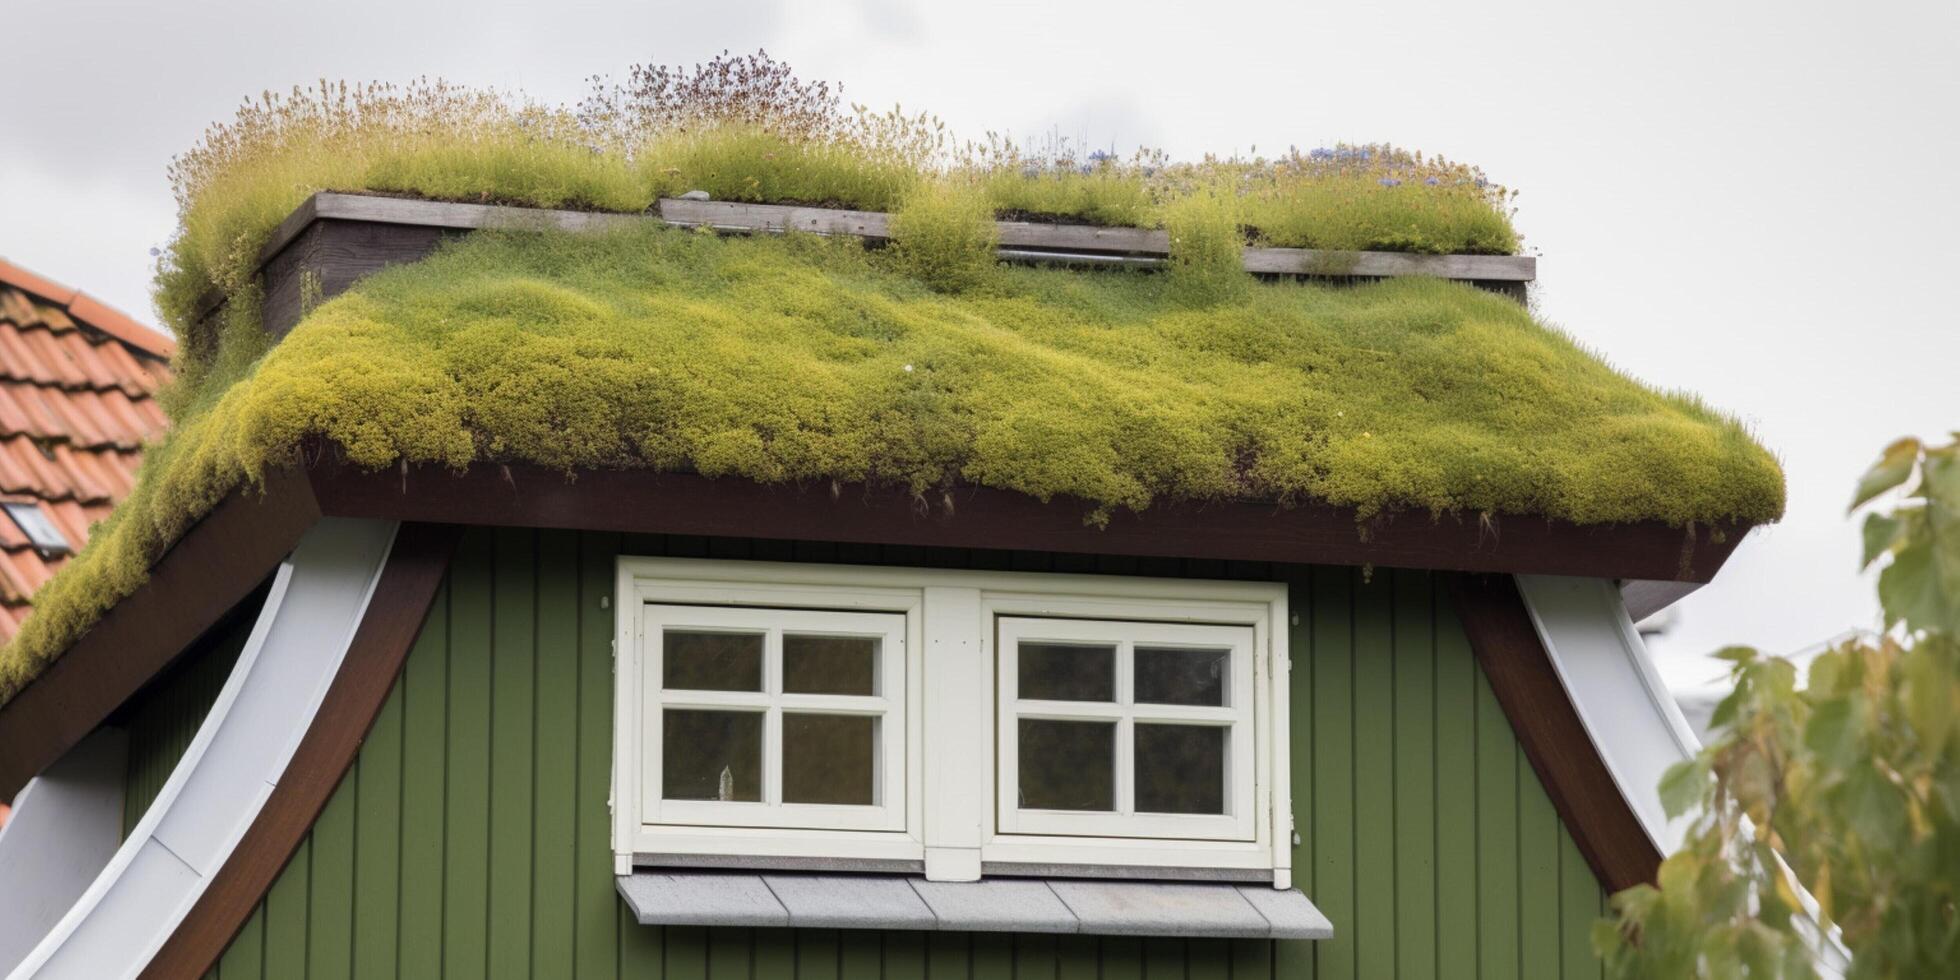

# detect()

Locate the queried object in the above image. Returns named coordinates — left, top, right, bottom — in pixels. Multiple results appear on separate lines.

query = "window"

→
left=998, top=617, right=1255, bottom=842
left=642, top=604, right=906, bottom=832
left=615, top=559, right=1289, bottom=885
left=3, top=502, right=70, bottom=554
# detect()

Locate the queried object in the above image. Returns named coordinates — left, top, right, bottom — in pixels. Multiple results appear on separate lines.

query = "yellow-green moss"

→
left=0, top=225, right=1783, bottom=705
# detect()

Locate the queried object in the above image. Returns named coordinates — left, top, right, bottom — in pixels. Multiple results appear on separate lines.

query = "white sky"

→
left=2, top=0, right=1955, bottom=692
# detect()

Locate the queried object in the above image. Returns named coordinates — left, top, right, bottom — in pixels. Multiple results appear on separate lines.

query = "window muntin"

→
left=996, top=616, right=1256, bottom=842
left=641, top=604, right=906, bottom=832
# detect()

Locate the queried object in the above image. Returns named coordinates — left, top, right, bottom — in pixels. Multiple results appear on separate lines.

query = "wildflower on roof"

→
left=1379, top=177, right=1402, bottom=187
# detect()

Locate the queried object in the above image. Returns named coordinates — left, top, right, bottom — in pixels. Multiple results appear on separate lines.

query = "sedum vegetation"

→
left=1598, top=436, right=1960, bottom=979
left=155, top=51, right=1521, bottom=378
left=1, top=224, right=1781, bottom=705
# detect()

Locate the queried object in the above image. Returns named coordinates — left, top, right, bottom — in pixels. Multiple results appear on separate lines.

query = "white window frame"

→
left=996, top=616, right=1256, bottom=842
left=641, top=604, right=907, bottom=833
left=614, top=558, right=1290, bottom=886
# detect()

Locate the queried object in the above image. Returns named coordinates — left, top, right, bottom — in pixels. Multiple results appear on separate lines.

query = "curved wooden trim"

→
left=139, top=522, right=460, bottom=980
left=1446, top=573, right=1662, bottom=894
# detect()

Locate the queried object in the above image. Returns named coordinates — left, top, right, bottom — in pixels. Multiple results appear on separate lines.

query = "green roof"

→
left=0, top=222, right=1783, bottom=706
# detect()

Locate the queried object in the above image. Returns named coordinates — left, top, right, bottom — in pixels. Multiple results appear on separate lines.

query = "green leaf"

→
left=1879, top=536, right=1960, bottom=635
left=1900, top=644, right=1953, bottom=752
left=1714, top=645, right=1760, bottom=664
left=1849, top=437, right=1921, bottom=511
left=1803, top=696, right=1861, bottom=768
left=1861, top=511, right=1903, bottom=567
left=1659, top=756, right=1711, bottom=819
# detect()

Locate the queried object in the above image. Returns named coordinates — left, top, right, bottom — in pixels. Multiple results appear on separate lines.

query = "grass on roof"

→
left=1, top=223, right=1782, bottom=706
left=154, top=53, right=1521, bottom=381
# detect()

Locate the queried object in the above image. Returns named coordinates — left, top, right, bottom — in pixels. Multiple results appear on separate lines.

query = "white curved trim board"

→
left=8, top=518, right=399, bottom=980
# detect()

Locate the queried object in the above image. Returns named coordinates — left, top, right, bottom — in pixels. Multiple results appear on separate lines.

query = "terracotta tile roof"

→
left=0, top=259, right=173, bottom=643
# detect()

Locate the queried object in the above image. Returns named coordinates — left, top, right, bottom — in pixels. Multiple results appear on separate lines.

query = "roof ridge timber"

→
left=233, top=192, right=1533, bottom=295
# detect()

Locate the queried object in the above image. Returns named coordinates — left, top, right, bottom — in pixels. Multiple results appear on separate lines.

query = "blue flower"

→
left=1379, top=177, right=1402, bottom=187
left=1425, top=176, right=1440, bottom=186
left=1309, top=147, right=1335, bottom=161
left=1087, top=149, right=1114, bottom=163
left=1474, top=177, right=1488, bottom=188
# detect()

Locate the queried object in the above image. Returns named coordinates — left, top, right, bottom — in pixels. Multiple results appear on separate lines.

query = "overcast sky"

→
left=3, top=0, right=1954, bottom=692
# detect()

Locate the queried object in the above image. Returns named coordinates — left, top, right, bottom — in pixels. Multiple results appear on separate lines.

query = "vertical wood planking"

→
left=305, top=771, right=357, bottom=980
left=397, top=580, right=449, bottom=979
left=442, top=529, right=494, bottom=980
left=1390, top=571, right=1437, bottom=980
left=1432, top=601, right=1480, bottom=977
left=1308, top=566, right=1354, bottom=980
left=1561, top=828, right=1605, bottom=980
left=1475, top=671, right=1520, bottom=978
left=1350, top=574, right=1396, bottom=980
left=532, top=530, right=581, bottom=977
left=262, top=839, right=310, bottom=979
left=195, top=532, right=1615, bottom=979
left=487, top=528, right=536, bottom=980
left=120, top=612, right=254, bottom=837
left=353, top=683, right=404, bottom=980
left=1519, top=755, right=1563, bottom=978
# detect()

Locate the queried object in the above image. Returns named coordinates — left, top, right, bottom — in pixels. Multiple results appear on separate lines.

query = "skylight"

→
left=3, top=502, right=71, bottom=555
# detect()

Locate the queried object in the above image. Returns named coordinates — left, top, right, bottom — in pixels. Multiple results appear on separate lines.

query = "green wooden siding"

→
left=120, top=607, right=256, bottom=837
left=176, top=529, right=1604, bottom=978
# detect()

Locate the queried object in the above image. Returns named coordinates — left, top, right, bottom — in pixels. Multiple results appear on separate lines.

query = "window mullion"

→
left=1117, top=639, right=1135, bottom=816
left=766, top=629, right=783, bottom=806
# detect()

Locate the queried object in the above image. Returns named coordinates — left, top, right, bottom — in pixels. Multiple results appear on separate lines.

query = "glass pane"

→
left=1018, top=719, right=1114, bottom=810
left=662, top=630, right=762, bottom=691
left=1134, top=724, right=1226, bottom=814
left=782, top=713, right=878, bottom=805
left=662, top=710, right=763, bottom=801
left=783, top=635, right=878, bottom=696
left=1134, top=646, right=1229, bottom=706
left=1017, top=641, right=1115, bottom=702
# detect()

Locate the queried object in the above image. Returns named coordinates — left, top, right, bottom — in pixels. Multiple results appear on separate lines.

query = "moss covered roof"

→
left=0, top=222, right=1784, bottom=706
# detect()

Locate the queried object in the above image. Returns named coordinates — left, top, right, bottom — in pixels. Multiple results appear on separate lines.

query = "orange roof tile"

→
left=0, top=259, right=172, bottom=643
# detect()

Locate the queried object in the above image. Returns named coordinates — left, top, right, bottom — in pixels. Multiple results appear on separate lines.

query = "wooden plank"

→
left=488, top=529, right=537, bottom=980
left=1231, top=939, right=1273, bottom=980
left=666, top=925, right=709, bottom=980
left=1143, top=938, right=1184, bottom=979
left=1561, top=828, right=1605, bottom=979
left=1101, top=937, right=1144, bottom=980
left=1391, top=571, right=1438, bottom=980
left=800, top=930, right=843, bottom=980
left=886, top=931, right=928, bottom=980
left=1309, top=566, right=1355, bottom=980
left=972, top=933, right=1015, bottom=980
left=1447, top=573, right=1665, bottom=893
left=530, top=531, right=580, bottom=978
left=305, top=771, right=357, bottom=980
left=754, top=928, right=796, bottom=978
left=1241, top=246, right=1534, bottom=282
left=1432, top=601, right=1479, bottom=980
left=442, top=529, right=495, bottom=980
left=574, top=531, right=630, bottom=979
left=1520, top=756, right=1564, bottom=979
left=1054, top=935, right=1098, bottom=980
left=397, top=581, right=449, bottom=980
left=311, top=463, right=1752, bottom=590
left=1475, top=670, right=1521, bottom=979
left=1351, top=575, right=1396, bottom=980
left=837, top=930, right=882, bottom=979
left=658, top=196, right=891, bottom=239
left=352, top=682, right=404, bottom=980
left=930, top=932, right=971, bottom=979
left=707, top=926, right=751, bottom=980
left=1279, top=577, right=1317, bottom=980
left=1014, top=933, right=1058, bottom=980
left=215, top=906, right=265, bottom=980
left=261, top=839, right=309, bottom=980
